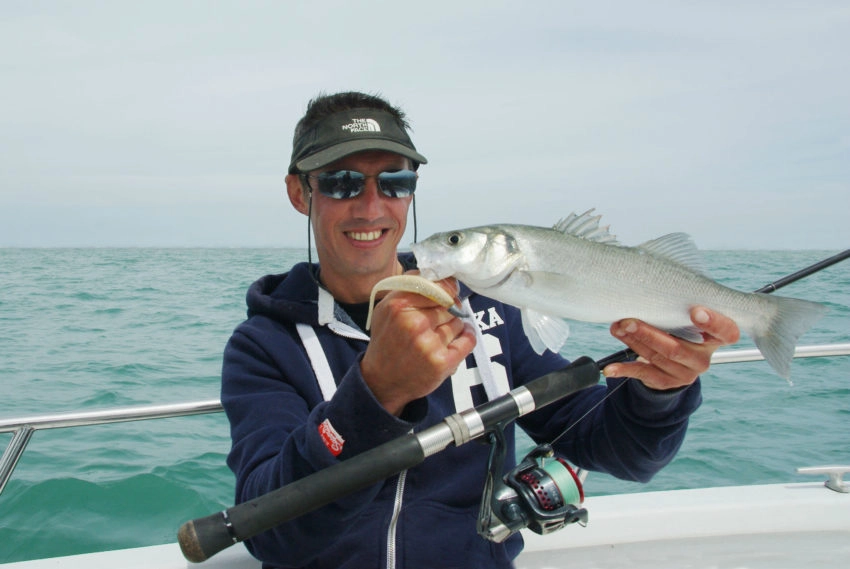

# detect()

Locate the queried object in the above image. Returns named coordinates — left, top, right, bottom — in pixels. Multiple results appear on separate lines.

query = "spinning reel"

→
left=477, top=426, right=588, bottom=543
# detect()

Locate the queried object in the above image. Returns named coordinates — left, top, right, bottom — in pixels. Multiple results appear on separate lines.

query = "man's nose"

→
left=351, top=178, right=384, bottom=216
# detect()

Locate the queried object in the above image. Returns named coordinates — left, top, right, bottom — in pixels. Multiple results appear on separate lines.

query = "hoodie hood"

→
left=245, top=262, right=321, bottom=326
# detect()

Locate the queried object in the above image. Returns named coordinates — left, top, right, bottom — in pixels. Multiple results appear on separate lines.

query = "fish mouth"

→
left=410, top=244, right=452, bottom=281
left=417, top=267, right=446, bottom=281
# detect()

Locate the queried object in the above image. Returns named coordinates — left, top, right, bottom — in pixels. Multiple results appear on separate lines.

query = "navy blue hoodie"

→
left=222, top=256, right=702, bottom=568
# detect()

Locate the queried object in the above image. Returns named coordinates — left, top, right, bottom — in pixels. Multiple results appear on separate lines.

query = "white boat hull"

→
left=518, top=481, right=850, bottom=568
left=4, top=481, right=848, bottom=569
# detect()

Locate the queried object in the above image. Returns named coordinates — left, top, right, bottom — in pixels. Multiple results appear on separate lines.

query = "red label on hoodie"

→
left=318, top=419, right=345, bottom=456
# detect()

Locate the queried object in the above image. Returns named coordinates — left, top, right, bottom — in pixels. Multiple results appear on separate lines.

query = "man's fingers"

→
left=690, top=306, right=741, bottom=345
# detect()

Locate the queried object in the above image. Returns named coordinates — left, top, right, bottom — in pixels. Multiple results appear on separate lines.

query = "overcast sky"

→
left=1, top=1, right=848, bottom=250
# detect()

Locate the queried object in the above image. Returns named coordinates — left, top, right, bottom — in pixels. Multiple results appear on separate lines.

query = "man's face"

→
left=295, top=150, right=414, bottom=301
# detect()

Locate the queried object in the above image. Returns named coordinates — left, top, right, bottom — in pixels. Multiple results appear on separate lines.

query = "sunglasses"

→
left=302, top=169, right=418, bottom=200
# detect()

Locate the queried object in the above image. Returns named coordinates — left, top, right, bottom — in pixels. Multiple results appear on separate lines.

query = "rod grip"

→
left=178, top=513, right=232, bottom=563
left=473, top=356, right=601, bottom=429
left=178, top=432, right=425, bottom=562
left=524, top=356, right=601, bottom=408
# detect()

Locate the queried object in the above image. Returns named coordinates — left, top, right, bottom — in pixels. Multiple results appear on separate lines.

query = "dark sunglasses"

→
left=302, top=169, right=418, bottom=200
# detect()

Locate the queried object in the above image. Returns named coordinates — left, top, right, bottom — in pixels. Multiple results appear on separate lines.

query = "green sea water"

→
left=1, top=248, right=848, bottom=562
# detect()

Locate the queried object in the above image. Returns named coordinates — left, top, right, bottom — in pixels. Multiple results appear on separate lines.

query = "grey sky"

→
left=1, top=1, right=848, bottom=249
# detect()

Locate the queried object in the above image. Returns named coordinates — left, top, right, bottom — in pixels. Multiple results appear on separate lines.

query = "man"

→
left=222, top=91, right=740, bottom=569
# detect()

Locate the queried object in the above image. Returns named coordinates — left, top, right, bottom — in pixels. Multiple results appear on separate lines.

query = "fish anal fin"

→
left=520, top=308, right=570, bottom=355
left=665, top=326, right=705, bottom=344
left=637, top=233, right=707, bottom=275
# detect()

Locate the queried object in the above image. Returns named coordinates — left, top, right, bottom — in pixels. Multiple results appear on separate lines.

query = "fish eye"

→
left=447, top=232, right=463, bottom=246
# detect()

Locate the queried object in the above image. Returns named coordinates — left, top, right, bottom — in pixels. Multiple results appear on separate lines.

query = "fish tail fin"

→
left=752, top=295, right=828, bottom=382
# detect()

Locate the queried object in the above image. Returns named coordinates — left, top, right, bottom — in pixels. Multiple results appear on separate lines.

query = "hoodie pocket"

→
left=394, top=500, right=520, bottom=569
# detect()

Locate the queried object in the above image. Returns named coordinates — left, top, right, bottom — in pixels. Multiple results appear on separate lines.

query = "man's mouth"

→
left=347, top=230, right=384, bottom=242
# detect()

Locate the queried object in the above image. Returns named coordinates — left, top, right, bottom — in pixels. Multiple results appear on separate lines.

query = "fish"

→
left=410, top=210, right=827, bottom=380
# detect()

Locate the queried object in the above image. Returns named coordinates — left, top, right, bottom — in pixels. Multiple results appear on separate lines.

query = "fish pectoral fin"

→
left=520, top=308, right=570, bottom=355
left=523, top=270, right=571, bottom=289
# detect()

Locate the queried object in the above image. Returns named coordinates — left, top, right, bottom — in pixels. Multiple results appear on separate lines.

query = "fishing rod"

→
left=754, top=249, right=850, bottom=293
left=178, top=357, right=601, bottom=562
left=177, top=248, right=849, bottom=563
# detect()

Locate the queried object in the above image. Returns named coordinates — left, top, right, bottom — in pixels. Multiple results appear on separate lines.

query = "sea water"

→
left=0, top=248, right=848, bottom=562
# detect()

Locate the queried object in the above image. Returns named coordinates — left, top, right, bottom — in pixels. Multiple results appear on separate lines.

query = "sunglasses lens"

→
left=315, top=171, right=365, bottom=199
left=377, top=170, right=417, bottom=198
left=313, top=170, right=417, bottom=199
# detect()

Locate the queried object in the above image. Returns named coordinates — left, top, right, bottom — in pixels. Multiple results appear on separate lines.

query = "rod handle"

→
left=524, top=356, right=601, bottom=408
left=178, top=514, right=232, bottom=563
left=178, top=432, right=425, bottom=562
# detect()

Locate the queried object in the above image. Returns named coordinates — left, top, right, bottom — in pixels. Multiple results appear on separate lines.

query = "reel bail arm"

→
left=477, top=424, right=587, bottom=543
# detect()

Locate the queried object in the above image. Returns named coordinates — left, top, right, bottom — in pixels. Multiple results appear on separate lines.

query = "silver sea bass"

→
left=411, top=210, right=827, bottom=380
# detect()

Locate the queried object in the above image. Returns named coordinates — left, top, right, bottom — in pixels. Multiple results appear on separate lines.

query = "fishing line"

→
left=546, top=379, right=626, bottom=447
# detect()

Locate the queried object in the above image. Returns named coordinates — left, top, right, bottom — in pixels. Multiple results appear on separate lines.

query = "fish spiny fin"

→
left=554, top=209, right=619, bottom=244
left=520, top=308, right=571, bottom=355
left=637, top=233, right=707, bottom=275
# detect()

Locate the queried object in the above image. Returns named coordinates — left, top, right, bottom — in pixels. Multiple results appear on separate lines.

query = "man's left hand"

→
left=602, top=307, right=741, bottom=391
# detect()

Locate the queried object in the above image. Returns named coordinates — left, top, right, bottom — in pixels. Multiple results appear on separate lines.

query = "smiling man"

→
left=287, top=150, right=416, bottom=303
left=220, top=91, right=739, bottom=569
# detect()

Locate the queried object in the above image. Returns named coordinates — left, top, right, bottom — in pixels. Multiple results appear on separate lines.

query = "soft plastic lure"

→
left=365, top=275, right=465, bottom=330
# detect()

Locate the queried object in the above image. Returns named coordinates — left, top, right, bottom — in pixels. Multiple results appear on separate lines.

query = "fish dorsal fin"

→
left=637, top=232, right=707, bottom=275
left=554, top=209, right=619, bottom=244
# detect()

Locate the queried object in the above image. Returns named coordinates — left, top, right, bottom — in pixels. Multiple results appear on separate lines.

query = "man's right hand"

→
left=360, top=277, right=476, bottom=416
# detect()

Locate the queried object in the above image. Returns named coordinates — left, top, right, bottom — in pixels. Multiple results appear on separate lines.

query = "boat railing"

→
left=2, top=342, right=850, bottom=499
left=0, top=399, right=223, bottom=496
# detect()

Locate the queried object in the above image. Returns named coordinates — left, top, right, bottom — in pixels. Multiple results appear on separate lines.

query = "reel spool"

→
left=477, top=428, right=588, bottom=543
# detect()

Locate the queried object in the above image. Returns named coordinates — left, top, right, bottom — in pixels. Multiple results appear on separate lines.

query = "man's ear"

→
left=285, top=174, right=310, bottom=216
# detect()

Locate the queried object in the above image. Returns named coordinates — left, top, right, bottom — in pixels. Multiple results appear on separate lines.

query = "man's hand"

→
left=602, top=307, right=741, bottom=391
left=361, top=277, right=476, bottom=416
